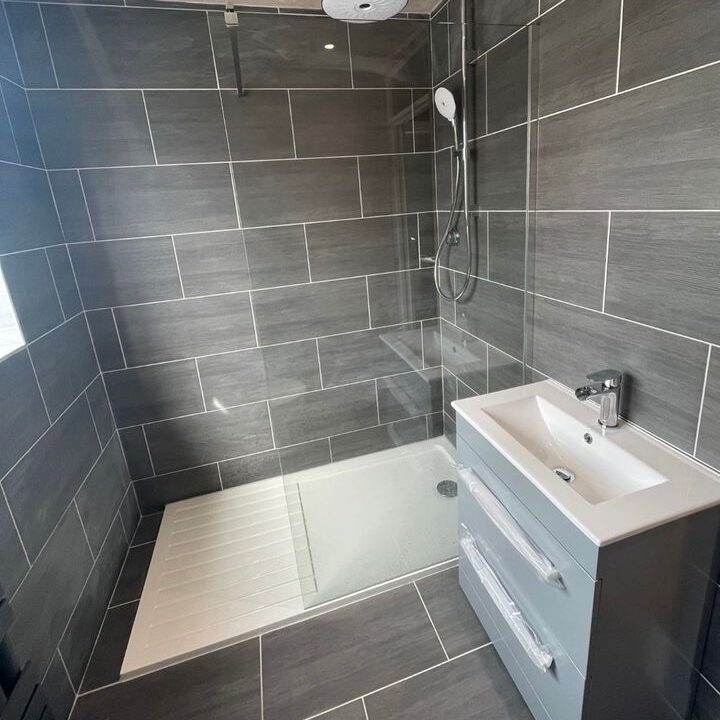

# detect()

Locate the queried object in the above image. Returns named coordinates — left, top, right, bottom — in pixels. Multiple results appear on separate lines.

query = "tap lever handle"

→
left=586, top=369, right=622, bottom=387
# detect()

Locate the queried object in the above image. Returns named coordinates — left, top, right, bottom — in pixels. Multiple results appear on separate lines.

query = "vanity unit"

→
left=453, top=380, right=720, bottom=720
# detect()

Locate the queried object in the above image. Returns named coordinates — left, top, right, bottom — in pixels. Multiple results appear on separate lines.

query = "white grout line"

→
left=111, top=308, right=129, bottom=368
left=195, top=358, right=207, bottom=412
left=247, top=290, right=262, bottom=348
left=374, top=378, right=381, bottom=425
left=361, top=696, right=370, bottom=720
left=74, top=499, right=96, bottom=559
left=601, top=211, right=612, bottom=312
left=57, top=649, right=77, bottom=694
left=45, top=248, right=66, bottom=319
left=86, top=390, right=103, bottom=447
left=0, top=482, right=31, bottom=567
left=315, top=338, right=324, bottom=389
left=413, top=580, right=449, bottom=660
left=615, top=0, right=625, bottom=94
left=693, top=346, right=713, bottom=456
left=142, top=425, right=157, bottom=476
left=259, top=636, right=265, bottom=720
left=346, top=24, right=355, bottom=89
left=141, top=90, right=159, bottom=165
left=287, top=89, right=298, bottom=159
left=26, top=348, right=52, bottom=424
left=364, top=275, right=372, bottom=327
left=37, top=5, right=60, bottom=88
left=302, top=223, right=313, bottom=281
left=356, top=157, right=364, bottom=217
left=170, top=235, right=186, bottom=298
left=266, top=400, right=278, bottom=449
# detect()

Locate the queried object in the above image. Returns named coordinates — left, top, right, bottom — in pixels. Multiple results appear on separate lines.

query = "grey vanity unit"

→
left=455, top=413, right=720, bottom=720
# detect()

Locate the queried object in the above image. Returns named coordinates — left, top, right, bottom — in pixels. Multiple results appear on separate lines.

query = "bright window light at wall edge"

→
left=324, top=43, right=335, bottom=50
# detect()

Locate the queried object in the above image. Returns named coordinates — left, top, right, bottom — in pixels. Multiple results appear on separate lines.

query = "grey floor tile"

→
left=416, top=568, right=489, bottom=657
left=364, top=646, right=532, bottom=720
left=132, top=513, right=163, bottom=546
left=262, top=584, right=445, bottom=720
left=134, top=465, right=222, bottom=513
left=111, top=542, right=154, bottom=606
left=329, top=416, right=428, bottom=462
left=72, top=638, right=261, bottom=720
left=81, top=601, right=139, bottom=692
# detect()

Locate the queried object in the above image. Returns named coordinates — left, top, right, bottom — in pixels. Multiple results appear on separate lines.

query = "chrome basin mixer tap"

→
left=575, top=370, right=623, bottom=429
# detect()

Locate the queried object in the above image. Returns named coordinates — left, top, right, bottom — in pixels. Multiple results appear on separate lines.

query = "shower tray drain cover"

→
left=436, top=480, right=458, bottom=498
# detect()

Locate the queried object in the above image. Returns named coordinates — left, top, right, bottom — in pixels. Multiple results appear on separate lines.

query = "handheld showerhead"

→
left=434, top=87, right=457, bottom=123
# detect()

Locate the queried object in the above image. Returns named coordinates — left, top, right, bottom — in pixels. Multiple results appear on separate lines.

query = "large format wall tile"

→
left=46, top=245, right=83, bottom=318
left=2, top=395, right=99, bottom=559
left=530, top=296, right=708, bottom=451
left=537, top=64, right=720, bottom=210
left=0, top=2, right=22, bottom=83
left=269, top=382, right=377, bottom=446
left=441, top=320, right=487, bottom=394
left=44, top=5, right=216, bottom=88
left=243, top=225, right=309, bottom=289
left=696, top=349, right=720, bottom=471
left=291, top=89, right=413, bottom=157
left=114, top=293, right=256, bottom=366
left=30, top=315, right=99, bottom=419
left=134, top=465, right=222, bottom=512
left=145, top=402, right=273, bottom=474
left=278, top=439, right=332, bottom=474
left=318, top=324, right=422, bottom=387
left=330, top=416, right=428, bottom=462
left=471, top=0, right=536, bottom=54
left=87, top=309, right=125, bottom=371
left=198, top=341, right=321, bottom=408
left=619, top=0, right=720, bottom=90
left=48, top=170, right=94, bottom=243
left=2, top=80, right=42, bottom=166
left=252, top=278, right=368, bottom=345
left=605, top=213, right=720, bottom=343
left=0, top=493, right=29, bottom=598
left=359, top=154, right=434, bottom=215
left=70, top=237, right=183, bottom=309
left=367, top=269, right=437, bottom=326
left=537, top=0, right=620, bottom=117
left=82, top=164, right=238, bottom=240
left=487, top=212, right=526, bottom=289
left=29, top=90, right=154, bottom=168
left=486, top=29, right=528, bottom=132
left=377, top=368, right=443, bottom=422
left=219, top=450, right=282, bottom=488
left=306, top=215, right=419, bottom=280
left=7, top=507, right=94, bottom=675
left=234, top=157, right=361, bottom=227
left=4, top=3, right=55, bottom=88
left=105, top=360, right=205, bottom=427
left=119, top=427, right=153, bottom=481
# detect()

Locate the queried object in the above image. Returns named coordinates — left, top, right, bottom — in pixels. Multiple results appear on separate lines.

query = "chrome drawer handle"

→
left=457, top=465, right=563, bottom=588
left=461, top=528, right=554, bottom=672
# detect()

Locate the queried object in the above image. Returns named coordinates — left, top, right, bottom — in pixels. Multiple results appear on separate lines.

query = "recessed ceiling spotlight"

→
left=324, top=43, right=335, bottom=49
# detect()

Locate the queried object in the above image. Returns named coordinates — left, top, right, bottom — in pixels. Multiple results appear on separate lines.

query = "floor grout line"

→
left=413, top=580, right=450, bottom=661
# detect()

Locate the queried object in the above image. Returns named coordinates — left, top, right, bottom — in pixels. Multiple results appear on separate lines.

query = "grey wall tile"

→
left=697, top=349, right=720, bottom=471
left=244, top=225, right=309, bottom=289
left=29, top=90, right=154, bottom=168
left=262, top=584, right=444, bottom=720
left=306, top=215, right=419, bottom=281
left=486, top=29, right=528, bottom=133
left=105, top=360, right=205, bottom=427
left=252, top=278, right=368, bottom=345
left=134, top=464, right=221, bottom=513
left=114, top=293, right=256, bottom=366
left=4, top=3, right=55, bottom=88
left=219, top=450, right=281, bottom=488
left=48, top=170, right=95, bottom=243
left=457, top=277, right=525, bottom=359
left=2, top=394, right=99, bottom=559
left=87, top=309, right=125, bottom=371
left=60, top=517, right=126, bottom=687
left=198, top=341, right=320, bottom=408
left=44, top=5, right=216, bottom=88
left=269, top=381, right=377, bottom=446
left=291, top=89, right=414, bottom=157
left=349, top=20, right=430, bottom=88
left=234, top=157, right=361, bottom=227
left=605, top=213, right=720, bottom=343
left=423, top=319, right=442, bottom=367
left=448, top=0, right=462, bottom=75
left=119, top=487, right=140, bottom=541
left=86, top=375, right=115, bottom=445
left=537, top=64, right=720, bottom=210
left=367, top=269, right=438, bottom=326
left=330, top=416, right=428, bottom=461
left=442, top=368, right=457, bottom=420
left=81, top=164, right=238, bottom=240
left=364, top=646, right=532, bottom=720
left=488, top=346, right=524, bottom=392
left=0, top=164, right=63, bottom=254
left=530, top=296, right=708, bottom=451
left=314, top=702, right=366, bottom=720
left=427, top=412, right=444, bottom=438
left=75, top=438, right=131, bottom=555
left=144, top=90, right=229, bottom=164
left=1, top=249, right=63, bottom=342
left=470, top=125, right=527, bottom=211
left=0, top=4, right=22, bottom=83
left=145, top=402, right=273, bottom=474
left=412, top=89, right=433, bottom=153
left=694, top=676, right=720, bottom=720
left=119, top=426, right=154, bottom=480
left=222, top=90, right=294, bottom=161
left=359, top=154, right=434, bottom=215
left=110, top=541, right=154, bottom=605
left=46, top=245, right=83, bottom=317
left=537, top=0, right=620, bottom=117
left=278, top=439, right=331, bottom=474
left=211, top=13, right=351, bottom=89
left=620, top=0, right=720, bottom=91
left=0, top=87, right=17, bottom=163
left=430, top=5, right=448, bottom=85
left=318, top=323, right=422, bottom=387
left=377, top=368, right=442, bottom=422
left=174, top=230, right=250, bottom=296
left=488, top=212, right=526, bottom=289
left=2, top=80, right=42, bottom=166
left=70, top=237, right=182, bottom=309
left=29, top=314, right=99, bottom=419
left=7, top=507, right=94, bottom=675
left=531, top=212, right=607, bottom=308
left=470, top=0, right=536, bottom=54
left=441, top=321, right=487, bottom=394
left=0, top=492, right=29, bottom=598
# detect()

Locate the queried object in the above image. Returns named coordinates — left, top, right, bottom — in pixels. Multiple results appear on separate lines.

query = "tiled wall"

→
left=432, top=0, right=720, bottom=716
left=6, top=2, right=443, bottom=513
left=0, top=2, right=139, bottom=717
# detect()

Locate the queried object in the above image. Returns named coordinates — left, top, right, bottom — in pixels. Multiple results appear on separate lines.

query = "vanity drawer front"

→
left=460, top=546, right=586, bottom=720
left=458, top=444, right=597, bottom=673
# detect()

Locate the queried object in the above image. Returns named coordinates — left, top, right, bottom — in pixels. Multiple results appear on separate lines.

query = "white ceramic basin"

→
left=453, top=380, right=720, bottom=545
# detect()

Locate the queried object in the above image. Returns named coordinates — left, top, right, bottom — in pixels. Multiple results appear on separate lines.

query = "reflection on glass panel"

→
left=0, top=266, right=24, bottom=360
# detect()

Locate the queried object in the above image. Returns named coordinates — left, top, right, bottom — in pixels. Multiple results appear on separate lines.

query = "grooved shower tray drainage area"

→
left=122, top=437, right=458, bottom=677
